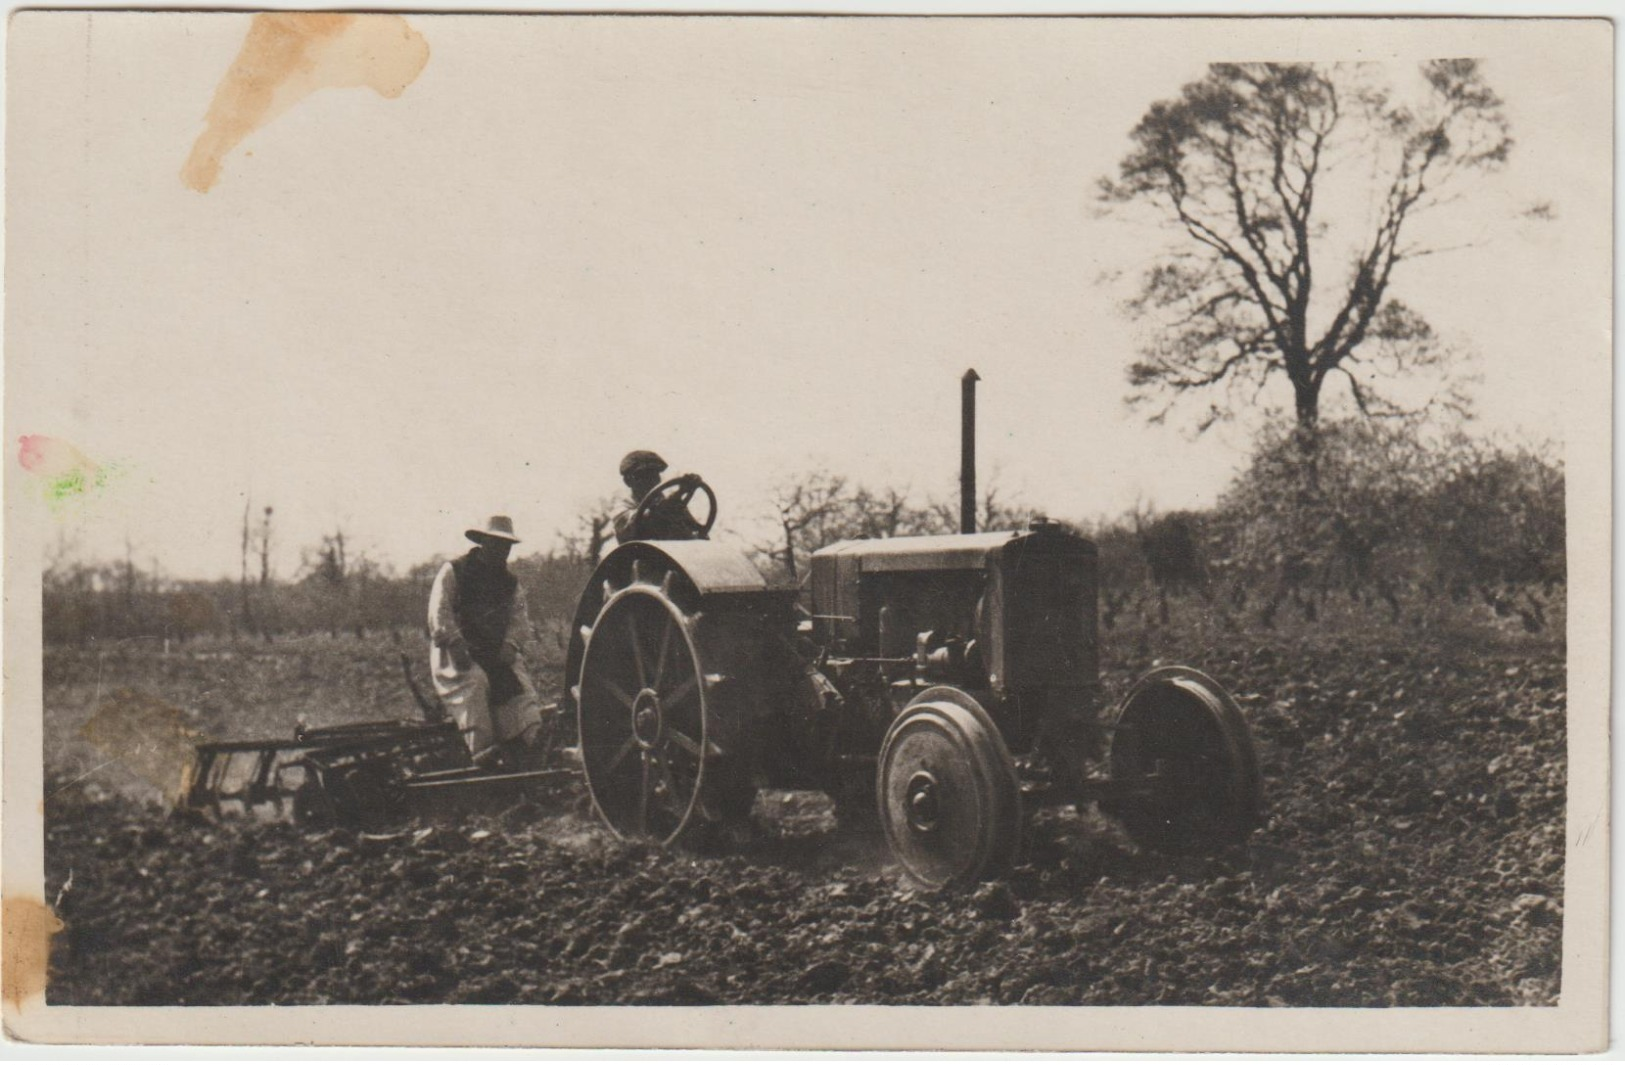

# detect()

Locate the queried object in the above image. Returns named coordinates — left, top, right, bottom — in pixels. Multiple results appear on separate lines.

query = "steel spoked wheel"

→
left=1108, top=666, right=1262, bottom=851
left=322, top=762, right=400, bottom=831
left=877, top=691, right=1021, bottom=890
left=577, top=568, right=713, bottom=846
left=292, top=773, right=334, bottom=827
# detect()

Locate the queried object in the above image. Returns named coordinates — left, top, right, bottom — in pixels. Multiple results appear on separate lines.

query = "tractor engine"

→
left=806, top=517, right=1101, bottom=757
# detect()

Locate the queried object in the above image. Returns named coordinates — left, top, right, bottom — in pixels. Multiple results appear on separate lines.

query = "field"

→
left=40, top=602, right=1565, bottom=1007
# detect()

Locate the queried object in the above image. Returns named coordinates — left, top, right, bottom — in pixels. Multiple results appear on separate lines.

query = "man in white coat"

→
left=427, top=516, right=547, bottom=768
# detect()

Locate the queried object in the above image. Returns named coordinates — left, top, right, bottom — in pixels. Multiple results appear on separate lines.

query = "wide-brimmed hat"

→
left=466, top=515, right=520, bottom=544
left=619, top=450, right=668, bottom=478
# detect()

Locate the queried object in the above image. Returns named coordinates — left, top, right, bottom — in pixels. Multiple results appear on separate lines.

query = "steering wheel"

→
left=633, top=474, right=718, bottom=539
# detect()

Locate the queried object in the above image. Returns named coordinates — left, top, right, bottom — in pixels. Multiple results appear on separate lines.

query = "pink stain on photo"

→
left=17, top=434, right=117, bottom=508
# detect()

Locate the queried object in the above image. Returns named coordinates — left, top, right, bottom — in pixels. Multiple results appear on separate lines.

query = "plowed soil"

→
left=42, top=622, right=1565, bottom=1006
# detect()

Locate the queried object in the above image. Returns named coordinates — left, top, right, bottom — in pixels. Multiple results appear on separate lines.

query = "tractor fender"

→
left=562, top=540, right=787, bottom=714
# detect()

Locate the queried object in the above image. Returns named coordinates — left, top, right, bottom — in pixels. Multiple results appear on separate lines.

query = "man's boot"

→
left=500, top=719, right=552, bottom=772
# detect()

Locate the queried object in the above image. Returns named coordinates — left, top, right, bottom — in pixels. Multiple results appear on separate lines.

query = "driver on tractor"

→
left=613, top=450, right=713, bottom=543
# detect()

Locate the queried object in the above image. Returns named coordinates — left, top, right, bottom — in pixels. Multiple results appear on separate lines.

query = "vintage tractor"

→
left=186, top=372, right=1260, bottom=886
left=564, top=490, right=1263, bottom=889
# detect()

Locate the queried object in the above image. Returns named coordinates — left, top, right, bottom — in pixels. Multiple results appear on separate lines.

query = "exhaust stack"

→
left=960, top=368, right=979, bottom=534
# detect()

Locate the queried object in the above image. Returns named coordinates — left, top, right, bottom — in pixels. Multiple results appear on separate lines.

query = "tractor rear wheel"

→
left=1106, top=666, right=1262, bottom=851
left=576, top=559, right=752, bottom=846
left=877, top=689, right=1021, bottom=889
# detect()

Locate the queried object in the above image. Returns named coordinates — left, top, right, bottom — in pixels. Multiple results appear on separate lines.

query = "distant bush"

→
left=42, top=549, right=596, bottom=657
left=1211, top=419, right=1434, bottom=593
left=1203, top=418, right=1563, bottom=627
left=1428, top=442, right=1565, bottom=590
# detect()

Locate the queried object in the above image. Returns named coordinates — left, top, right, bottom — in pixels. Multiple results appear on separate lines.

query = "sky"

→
left=7, top=14, right=1611, bottom=580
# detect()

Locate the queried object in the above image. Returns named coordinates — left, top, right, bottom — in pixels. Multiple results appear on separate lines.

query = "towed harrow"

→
left=182, top=653, right=576, bottom=829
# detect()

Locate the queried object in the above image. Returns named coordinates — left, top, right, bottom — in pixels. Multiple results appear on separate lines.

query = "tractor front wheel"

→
left=877, top=688, right=1021, bottom=889
left=1106, top=666, right=1262, bottom=851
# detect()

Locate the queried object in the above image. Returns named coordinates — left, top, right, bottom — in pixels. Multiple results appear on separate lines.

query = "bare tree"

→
left=1100, top=61, right=1512, bottom=434
left=315, top=529, right=347, bottom=585
left=296, top=528, right=353, bottom=637
left=763, top=468, right=1041, bottom=580
left=762, top=471, right=851, bottom=581
left=562, top=496, right=621, bottom=566
left=121, top=533, right=138, bottom=616
left=257, top=506, right=274, bottom=586
left=925, top=483, right=1040, bottom=534
left=238, top=497, right=257, bottom=638
left=846, top=485, right=942, bottom=540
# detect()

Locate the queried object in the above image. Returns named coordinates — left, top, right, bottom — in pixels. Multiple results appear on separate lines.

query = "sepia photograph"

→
left=2, top=10, right=1610, bottom=1052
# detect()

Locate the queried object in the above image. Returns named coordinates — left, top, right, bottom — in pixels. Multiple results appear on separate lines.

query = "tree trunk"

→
left=1266, top=375, right=1327, bottom=629
left=1293, top=377, right=1321, bottom=434
left=781, top=521, right=798, bottom=581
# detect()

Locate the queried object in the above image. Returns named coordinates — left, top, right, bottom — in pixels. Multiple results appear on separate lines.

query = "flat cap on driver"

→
left=619, top=450, right=668, bottom=478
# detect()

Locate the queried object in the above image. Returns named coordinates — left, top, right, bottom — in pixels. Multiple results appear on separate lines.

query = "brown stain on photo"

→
left=78, top=688, right=203, bottom=804
left=3, top=897, right=64, bottom=1011
left=182, top=13, right=430, bottom=192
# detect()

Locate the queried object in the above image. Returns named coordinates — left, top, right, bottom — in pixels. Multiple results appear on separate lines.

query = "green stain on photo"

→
left=17, top=435, right=124, bottom=514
